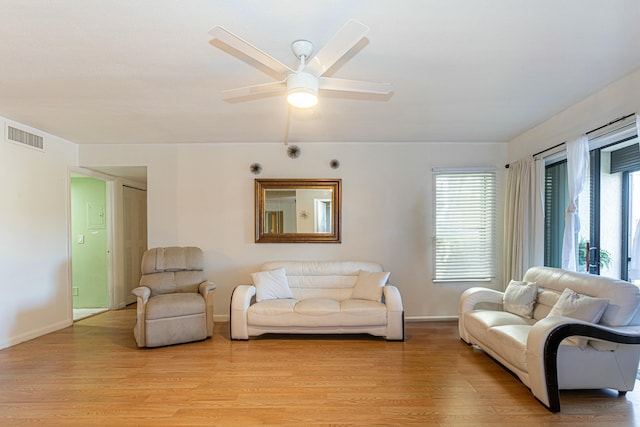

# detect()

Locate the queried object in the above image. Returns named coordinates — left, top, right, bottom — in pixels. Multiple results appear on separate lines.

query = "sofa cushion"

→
left=485, top=324, right=531, bottom=371
left=295, top=298, right=341, bottom=316
left=248, top=298, right=343, bottom=328
left=503, top=280, right=538, bottom=319
left=547, top=288, right=609, bottom=349
left=248, top=299, right=297, bottom=316
left=341, top=299, right=387, bottom=326
left=351, top=270, right=390, bottom=302
left=463, top=310, right=533, bottom=343
left=247, top=299, right=298, bottom=327
left=251, top=268, right=293, bottom=302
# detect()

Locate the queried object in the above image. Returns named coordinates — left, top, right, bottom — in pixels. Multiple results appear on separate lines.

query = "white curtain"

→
left=561, top=135, right=589, bottom=271
left=503, top=158, right=545, bottom=283
left=531, top=159, right=545, bottom=267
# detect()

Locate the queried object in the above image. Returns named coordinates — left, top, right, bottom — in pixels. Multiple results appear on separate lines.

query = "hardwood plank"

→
left=0, top=307, right=639, bottom=426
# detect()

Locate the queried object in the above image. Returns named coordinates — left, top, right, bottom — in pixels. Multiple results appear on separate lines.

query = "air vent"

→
left=5, top=124, right=44, bottom=151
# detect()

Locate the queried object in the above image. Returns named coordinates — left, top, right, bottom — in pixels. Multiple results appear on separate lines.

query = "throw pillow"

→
left=251, top=268, right=293, bottom=302
left=503, top=280, right=538, bottom=319
left=547, top=288, right=609, bottom=349
left=351, top=270, right=390, bottom=302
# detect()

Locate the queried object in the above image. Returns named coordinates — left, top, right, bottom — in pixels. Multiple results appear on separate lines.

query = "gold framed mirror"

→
left=255, top=178, right=341, bottom=243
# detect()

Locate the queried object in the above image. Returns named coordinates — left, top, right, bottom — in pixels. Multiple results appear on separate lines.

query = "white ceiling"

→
left=1, top=0, right=640, bottom=145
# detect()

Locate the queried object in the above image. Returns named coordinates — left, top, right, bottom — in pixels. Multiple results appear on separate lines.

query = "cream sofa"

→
left=230, top=261, right=404, bottom=341
left=459, top=266, right=640, bottom=412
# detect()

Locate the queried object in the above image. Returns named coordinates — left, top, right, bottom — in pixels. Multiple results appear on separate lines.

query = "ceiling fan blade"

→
left=319, top=77, right=393, bottom=94
left=305, top=19, right=369, bottom=76
left=222, top=80, right=286, bottom=99
left=209, top=26, right=294, bottom=78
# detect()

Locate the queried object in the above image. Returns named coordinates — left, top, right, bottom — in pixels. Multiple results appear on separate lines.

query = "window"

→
left=543, top=116, right=639, bottom=281
left=433, top=168, right=497, bottom=281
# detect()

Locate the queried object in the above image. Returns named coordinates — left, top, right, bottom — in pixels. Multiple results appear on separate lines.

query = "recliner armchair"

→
left=132, top=246, right=216, bottom=348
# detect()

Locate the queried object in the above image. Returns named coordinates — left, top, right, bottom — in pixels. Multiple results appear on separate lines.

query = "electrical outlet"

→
left=72, top=287, right=79, bottom=296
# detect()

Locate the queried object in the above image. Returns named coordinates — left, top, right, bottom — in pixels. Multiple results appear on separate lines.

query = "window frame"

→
left=542, top=115, right=639, bottom=278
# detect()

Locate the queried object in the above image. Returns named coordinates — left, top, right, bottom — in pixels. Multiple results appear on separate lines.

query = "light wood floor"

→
left=1, top=308, right=639, bottom=426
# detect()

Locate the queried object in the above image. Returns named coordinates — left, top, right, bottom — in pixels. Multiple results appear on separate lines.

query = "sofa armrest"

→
left=199, top=281, right=217, bottom=337
left=383, top=285, right=404, bottom=341
left=459, top=287, right=504, bottom=313
left=527, top=316, right=640, bottom=412
left=383, top=285, right=403, bottom=312
left=230, top=285, right=256, bottom=340
left=458, top=287, right=504, bottom=343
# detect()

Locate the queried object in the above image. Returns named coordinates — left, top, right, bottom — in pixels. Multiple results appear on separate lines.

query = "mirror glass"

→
left=255, top=179, right=341, bottom=243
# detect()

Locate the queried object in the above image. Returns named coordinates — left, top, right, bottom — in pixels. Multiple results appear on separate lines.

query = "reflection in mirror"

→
left=255, top=179, right=341, bottom=243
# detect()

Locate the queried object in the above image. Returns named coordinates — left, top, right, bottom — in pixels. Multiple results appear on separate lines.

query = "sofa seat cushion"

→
left=295, top=298, right=340, bottom=316
left=248, top=298, right=297, bottom=316
left=464, top=310, right=533, bottom=343
left=146, top=293, right=205, bottom=320
left=341, top=299, right=387, bottom=326
left=248, top=298, right=341, bottom=327
left=485, top=325, right=531, bottom=371
left=246, top=297, right=389, bottom=329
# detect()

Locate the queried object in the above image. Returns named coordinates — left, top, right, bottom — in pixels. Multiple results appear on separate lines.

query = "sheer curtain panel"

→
left=561, top=135, right=589, bottom=271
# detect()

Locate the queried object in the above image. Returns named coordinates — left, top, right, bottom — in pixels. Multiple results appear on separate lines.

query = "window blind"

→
left=433, top=169, right=496, bottom=281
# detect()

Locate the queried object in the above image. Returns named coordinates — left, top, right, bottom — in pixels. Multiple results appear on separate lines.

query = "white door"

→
left=123, top=185, right=147, bottom=305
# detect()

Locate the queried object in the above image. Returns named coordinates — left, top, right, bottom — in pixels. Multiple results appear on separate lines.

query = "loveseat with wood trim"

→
left=230, top=261, right=404, bottom=341
left=459, top=266, right=640, bottom=412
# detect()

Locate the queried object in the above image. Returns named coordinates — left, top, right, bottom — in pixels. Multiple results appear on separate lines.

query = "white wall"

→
left=507, top=69, right=640, bottom=162
left=0, top=117, right=78, bottom=349
left=79, top=141, right=506, bottom=320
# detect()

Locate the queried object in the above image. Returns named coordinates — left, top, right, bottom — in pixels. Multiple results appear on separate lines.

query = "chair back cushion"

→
left=260, top=261, right=383, bottom=301
left=140, top=247, right=205, bottom=296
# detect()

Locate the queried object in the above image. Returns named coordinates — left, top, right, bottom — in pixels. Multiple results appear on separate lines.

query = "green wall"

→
left=71, top=177, right=108, bottom=308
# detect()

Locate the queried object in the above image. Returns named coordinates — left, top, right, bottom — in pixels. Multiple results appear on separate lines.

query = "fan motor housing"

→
left=287, top=72, right=318, bottom=108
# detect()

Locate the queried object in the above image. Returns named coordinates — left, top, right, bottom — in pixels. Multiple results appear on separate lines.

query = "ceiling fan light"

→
left=287, top=89, right=318, bottom=108
left=287, top=72, right=318, bottom=108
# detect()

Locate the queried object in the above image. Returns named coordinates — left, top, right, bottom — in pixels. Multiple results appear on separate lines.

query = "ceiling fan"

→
left=208, top=19, right=393, bottom=111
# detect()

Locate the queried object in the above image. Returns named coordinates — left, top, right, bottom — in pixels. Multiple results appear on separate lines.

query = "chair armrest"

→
left=383, top=285, right=404, bottom=341
left=198, top=281, right=217, bottom=297
left=131, top=286, right=151, bottom=305
left=199, top=281, right=217, bottom=337
left=230, top=285, right=256, bottom=340
left=131, top=286, right=150, bottom=347
left=527, top=316, right=640, bottom=413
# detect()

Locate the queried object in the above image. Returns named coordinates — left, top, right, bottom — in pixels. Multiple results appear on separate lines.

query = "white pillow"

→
left=251, top=268, right=293, bottom=302
left=351, top=270, right=390, bottom=302
left=547, top=288, right=609, bottom=349
left=503, top=280, right=538, bottom=318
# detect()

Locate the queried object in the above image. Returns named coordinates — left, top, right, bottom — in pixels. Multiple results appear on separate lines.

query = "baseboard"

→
left=0, top=318, right=72, bottom=350
left=214, top=314, right=230, bottom=322
left=405, top=315, right=459, bottom=322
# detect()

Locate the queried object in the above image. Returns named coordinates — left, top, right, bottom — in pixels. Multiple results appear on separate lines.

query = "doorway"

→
left=69, top=167, right=148, bottom=319
left=70, top=175, right=109, bottom=319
